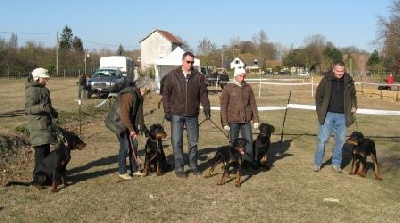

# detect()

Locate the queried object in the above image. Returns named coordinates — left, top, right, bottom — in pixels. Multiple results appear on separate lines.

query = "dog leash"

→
left=199, top=118, right=229, bottom=139
left=128, top=135, right=143, bottom=165
left=354, top=114, right=359, bottom=131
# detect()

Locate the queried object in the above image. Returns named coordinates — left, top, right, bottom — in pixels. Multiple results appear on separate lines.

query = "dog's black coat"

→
left=253, top=123, right=275, bottom=168
left=346, top=131, right=382, bottom=180
left=6, top=128, right=86, bottom=192
left=204, top=138, right=247, bottom=187
left=143, top=123, right=169, bottom=175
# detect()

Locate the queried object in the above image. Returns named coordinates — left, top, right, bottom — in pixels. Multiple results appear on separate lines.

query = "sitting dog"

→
left=143, top=123, right=169, bottom=175
left=6, top=128, right=86, bottom=192
left=253, top=123, right=275, bottom=169
left=32, top=128, right=86, bottom=192
left=346, top=131, right=382, bottom=180
left=204, top=138, right=247, bottom=187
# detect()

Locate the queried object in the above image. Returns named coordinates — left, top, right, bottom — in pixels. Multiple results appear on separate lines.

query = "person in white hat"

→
left=25, top=67, right=58, bottom=181
left=220, top=66, right=260, bottom=171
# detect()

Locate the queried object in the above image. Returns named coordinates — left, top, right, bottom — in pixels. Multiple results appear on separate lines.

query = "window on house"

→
left=158, top=45, right=166, bottom=53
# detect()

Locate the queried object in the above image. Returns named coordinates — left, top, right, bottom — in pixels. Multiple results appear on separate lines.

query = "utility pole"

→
left=56, top=32, right=59, bottom=76
left=84, top=49, right=87, bottom=77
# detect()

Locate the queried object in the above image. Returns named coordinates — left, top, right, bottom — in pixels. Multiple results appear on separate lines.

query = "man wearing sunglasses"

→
left=162, top=51, right=211, bottom=178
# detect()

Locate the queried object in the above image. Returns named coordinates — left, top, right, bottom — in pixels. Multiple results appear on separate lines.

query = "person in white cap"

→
left=25, top=67, right=58, bottom=181
left=220, top=66, right=260, bottom=171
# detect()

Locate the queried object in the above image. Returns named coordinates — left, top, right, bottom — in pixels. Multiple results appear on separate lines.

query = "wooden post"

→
left=280, top=91, right=292, bottom=142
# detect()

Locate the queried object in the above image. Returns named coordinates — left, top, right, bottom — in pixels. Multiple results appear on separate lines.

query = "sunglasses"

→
left=185, top=60, right=195, bottom=65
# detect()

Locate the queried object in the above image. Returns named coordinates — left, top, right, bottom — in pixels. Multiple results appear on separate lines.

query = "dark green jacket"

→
left=104, top=86, right=144, bottom=134
left=25, top=77, right=56, bottom=146
left=315, top=72, right=357, bottom=127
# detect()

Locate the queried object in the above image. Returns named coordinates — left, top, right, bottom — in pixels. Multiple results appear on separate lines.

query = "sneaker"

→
left=118, top=173, right=133, bottom=180
left=332, top=165, right=342, bottom=173
left=191, top=168, right=202, bottom=176
left=175, top=171, right=187, bottom=178
left=132, top=170, right=145, bottom=177
left=314, top=165, right=321, bottom=172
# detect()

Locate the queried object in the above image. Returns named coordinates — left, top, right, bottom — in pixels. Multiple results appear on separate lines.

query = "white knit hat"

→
left=32, top=68, right=50, bottom=80
left=234, top=66, right=246, bottom=77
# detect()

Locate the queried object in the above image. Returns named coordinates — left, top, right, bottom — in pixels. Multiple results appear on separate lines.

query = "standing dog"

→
left=346, top=131, right=382, bottom=180
left=253, top=123, right=275, bottom=169
left=143, top=123, right=169, bottom=175
left=6, top=128, right=86, bottom=192
left=204, top=138, right=247, bottom=187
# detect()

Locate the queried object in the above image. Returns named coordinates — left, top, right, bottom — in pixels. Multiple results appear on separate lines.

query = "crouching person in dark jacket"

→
left=104, top=77, right=155, bottom=180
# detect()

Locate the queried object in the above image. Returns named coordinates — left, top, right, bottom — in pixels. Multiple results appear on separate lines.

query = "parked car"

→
left=298, top=71, right=310, bottom=76
left=278, top=71, right=291, bottom=75
left=86, top=68, right=126, bottom=98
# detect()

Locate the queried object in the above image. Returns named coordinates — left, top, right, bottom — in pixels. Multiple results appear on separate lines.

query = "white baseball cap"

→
left=32, top=68, right=50, bottom=79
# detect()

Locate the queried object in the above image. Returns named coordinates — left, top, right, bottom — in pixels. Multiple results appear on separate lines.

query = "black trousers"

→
left=33, top=144, right=50, bottom=179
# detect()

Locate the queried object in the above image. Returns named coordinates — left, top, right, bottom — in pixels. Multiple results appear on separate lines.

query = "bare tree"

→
left=197, top=37, right=217, bottom=66
left=376, top=0, right=400, bottom=73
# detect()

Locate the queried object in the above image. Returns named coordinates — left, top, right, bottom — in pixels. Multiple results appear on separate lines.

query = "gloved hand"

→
left=351, top=107, right=357, bottom=114
left=42, top=104, right=51, bottom=113
left=204, top=108, right=211, bottom=120
left=223, top=125, right=230, bottom=132
left=164, top=113, right=171, bottom=122
left=254, top=123, right=259, bottom=129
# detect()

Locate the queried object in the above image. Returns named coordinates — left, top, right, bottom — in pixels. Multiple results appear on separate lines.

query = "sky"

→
left=0, top=0, right=394, bottom=53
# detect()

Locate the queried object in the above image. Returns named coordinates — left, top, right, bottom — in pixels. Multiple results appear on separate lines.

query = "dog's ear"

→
left=270, top=124, right=275, bottom=133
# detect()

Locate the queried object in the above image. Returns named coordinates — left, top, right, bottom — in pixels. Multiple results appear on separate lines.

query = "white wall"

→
left=140, top=32, right=173, bottom=69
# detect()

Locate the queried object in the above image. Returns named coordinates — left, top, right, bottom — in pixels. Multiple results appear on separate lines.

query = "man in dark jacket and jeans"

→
left=314, top=61, right=357, bottom=173
left=162, top=51, right=211, bottom=178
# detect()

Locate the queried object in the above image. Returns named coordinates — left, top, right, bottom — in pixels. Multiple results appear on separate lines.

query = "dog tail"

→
left=5, top=181, right=32, bottom=187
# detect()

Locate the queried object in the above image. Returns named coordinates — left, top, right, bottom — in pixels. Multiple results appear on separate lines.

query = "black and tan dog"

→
left=204, top=138, right=247, bottom=187
left=6, top=128, right=86, bottom=192
left=143, top=123, right=170, bottom=175
left=346, top=131, right=382, bottom=180
left=253, top=122, right=275, bottom=169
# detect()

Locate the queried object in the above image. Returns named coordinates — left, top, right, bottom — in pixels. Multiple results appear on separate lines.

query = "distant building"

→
left=139, top=28, right=183, bottom=68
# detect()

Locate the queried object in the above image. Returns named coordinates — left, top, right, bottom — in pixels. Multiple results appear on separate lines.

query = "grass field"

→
left=0, top=76, right=399, bottom=223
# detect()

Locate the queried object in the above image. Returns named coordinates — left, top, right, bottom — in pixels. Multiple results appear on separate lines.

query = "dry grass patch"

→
left=0, top=77, right=399, bottom=222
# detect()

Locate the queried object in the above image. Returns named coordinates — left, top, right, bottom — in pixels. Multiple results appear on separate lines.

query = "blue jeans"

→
left=116, top=131, right=139, bottom=174
left=229, top=123, right=253, bottom=163
left=314, top=112, right=346, bottom=167
left=170, top=115, right=199, bottom=172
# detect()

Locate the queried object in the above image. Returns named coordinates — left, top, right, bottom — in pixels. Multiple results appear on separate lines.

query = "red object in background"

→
left=386, top=74, right=395, bottom=84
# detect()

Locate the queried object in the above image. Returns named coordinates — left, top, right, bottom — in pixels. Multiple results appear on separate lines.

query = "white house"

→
left=153, top=47, right=201, bottom=92
left=139, top=29, right=183, bottom=69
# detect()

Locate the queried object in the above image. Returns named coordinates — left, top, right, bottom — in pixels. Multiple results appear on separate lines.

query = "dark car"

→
left=86, top=68, right=126, bottom=98
left=278, top=71, right=291, bottom=75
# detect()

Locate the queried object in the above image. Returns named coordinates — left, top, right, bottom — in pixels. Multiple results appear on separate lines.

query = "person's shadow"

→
left=67, top=155, right=118, bottom=184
